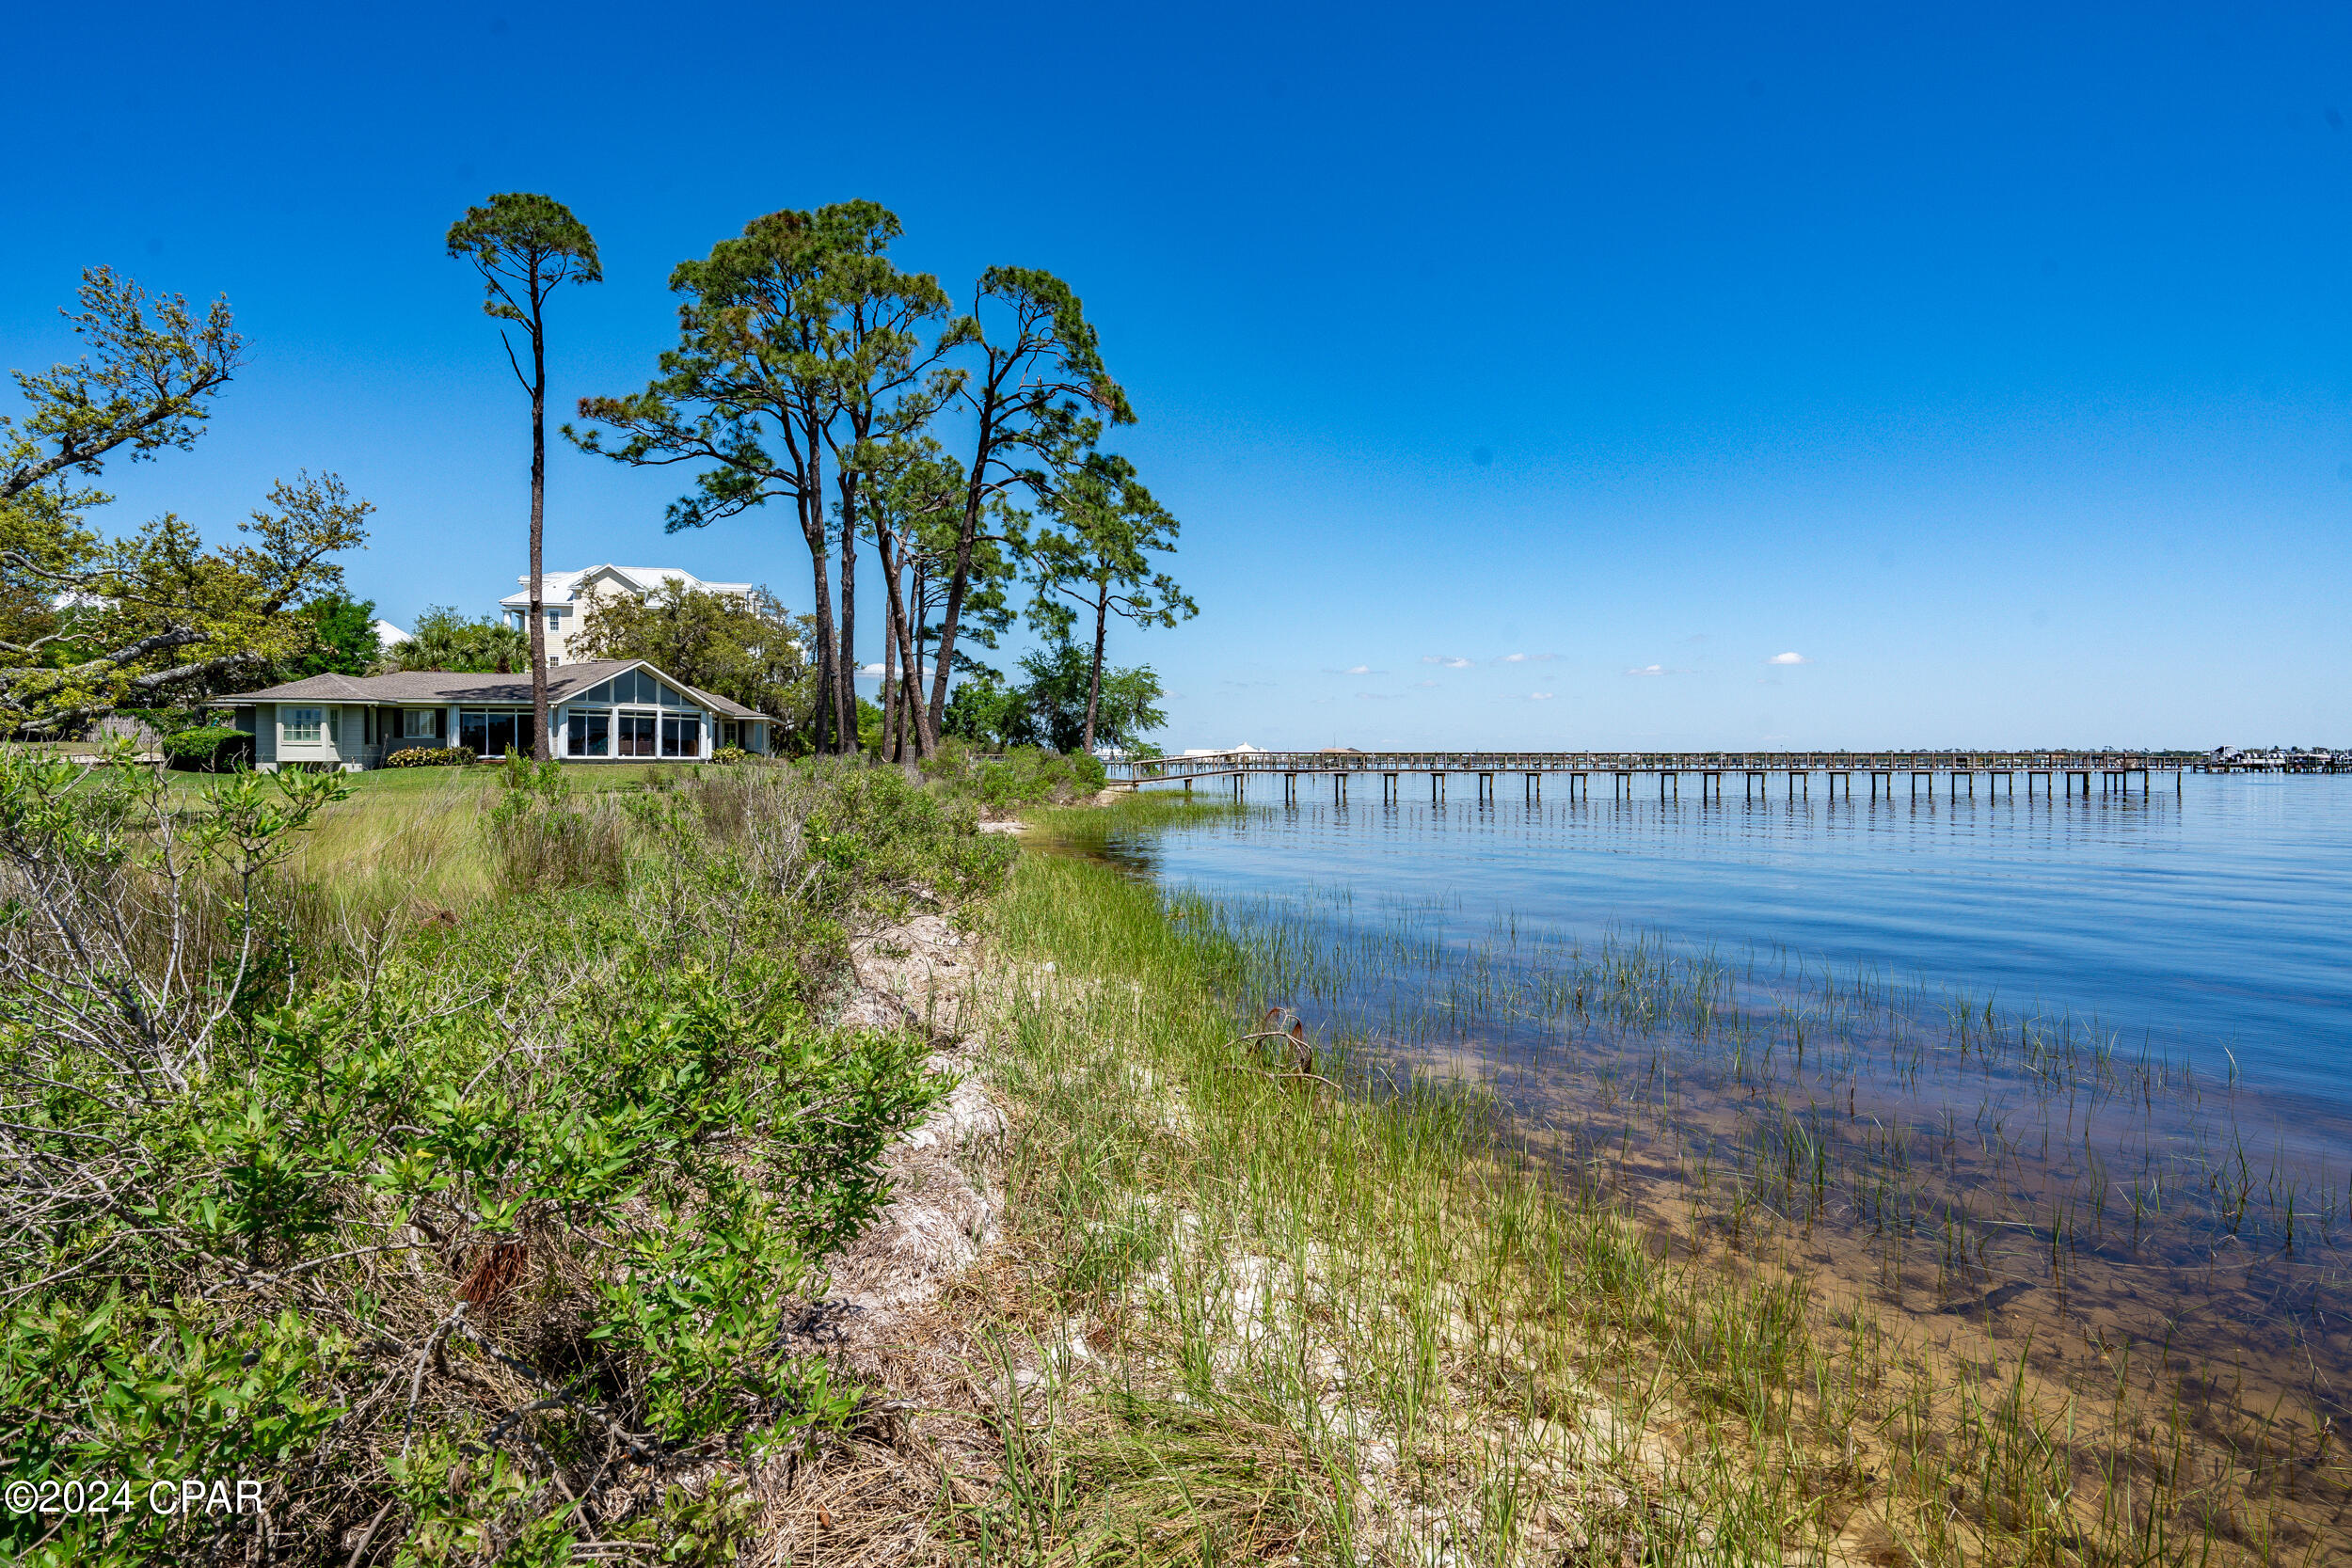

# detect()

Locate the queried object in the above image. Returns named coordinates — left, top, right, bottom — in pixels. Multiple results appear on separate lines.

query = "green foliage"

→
left=379, top=605, right=529, bottom=673
left=800, top=759, right=1016, bottom=914
left=570, top=578, right=809, bottom=721
left=0, top=749, right=1003, bottom=1559
left=384, top=745, right=478, bottom=768
left=446, top=193, right=603, bottom=321
left=1026, top=450, right=1194, bottom=750
left=285, top=589, right=380, bottom=677
left=945, top=641, right=1166, bottom=754
left=161, top=724, right=252, bottom=771
left=942, top=661, right=1025, bottom=748
left=710, top=745, right=753, bottom=764
left=0, top=461, right=372, bottom=731
left=921, top=737, right=1109, bottom=806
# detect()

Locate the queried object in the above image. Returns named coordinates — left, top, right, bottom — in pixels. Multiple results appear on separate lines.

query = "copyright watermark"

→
left=7, top=1477, right=262, bottom=1517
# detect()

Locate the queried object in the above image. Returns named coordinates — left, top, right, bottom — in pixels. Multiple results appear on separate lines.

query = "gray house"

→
left=206, top=659, right=773, bottom=770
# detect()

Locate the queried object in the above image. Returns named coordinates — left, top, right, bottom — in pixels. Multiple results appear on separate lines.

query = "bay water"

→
left=1104, top=771, right=2352, bottom=1127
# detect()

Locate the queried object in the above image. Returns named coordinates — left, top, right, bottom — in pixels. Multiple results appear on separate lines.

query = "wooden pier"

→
left=1120, top=750, right=2197, bottom=802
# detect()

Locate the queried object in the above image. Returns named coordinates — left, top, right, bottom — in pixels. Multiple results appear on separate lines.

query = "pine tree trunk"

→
left=880, top=594, right=900, bottom=761
left=799, top=466, right=838, bottom=755
left=928, top=398, right=997, bottom=735
left=527, top=293, right=550, bottom=763
left=1083, top=585, right=1108, bottom=755
left=874, top=527, right=930, bottom=758
left=837, top=478, right=857, bottom=753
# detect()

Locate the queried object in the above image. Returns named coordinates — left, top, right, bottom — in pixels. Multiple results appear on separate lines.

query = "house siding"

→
left=216, top=660, right=763, bottom=769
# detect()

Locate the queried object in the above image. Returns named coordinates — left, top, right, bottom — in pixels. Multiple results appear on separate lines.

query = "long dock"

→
left=1117, top=751, right=2194, bottom=805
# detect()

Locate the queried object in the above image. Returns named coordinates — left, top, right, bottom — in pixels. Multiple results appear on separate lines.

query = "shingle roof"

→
left=206, top=659, right=767, bottom=721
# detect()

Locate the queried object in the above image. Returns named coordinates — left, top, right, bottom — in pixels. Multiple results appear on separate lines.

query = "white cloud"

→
left=1344, top=664, right=1376, bottom=675
left=1626, top=664, right=1671, bottom=676
left=1766, top=651, right=1811, bottom=665
left=1527, top=691, right=1556, bottom=701
left=1414, top=679, right=1439, bottom=689
left=1496, top=652, right=1557, bottom=664
left=858, top=662, right=886, bottom=675
left=1356, top=691, right=1403, bottom=701
left=1421, top=655, right=1472, bottom=668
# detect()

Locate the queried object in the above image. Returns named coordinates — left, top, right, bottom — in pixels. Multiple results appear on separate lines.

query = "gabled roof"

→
left=498, top=565, right=757, bottom=609
left=205, top=658, right=767, bottom=721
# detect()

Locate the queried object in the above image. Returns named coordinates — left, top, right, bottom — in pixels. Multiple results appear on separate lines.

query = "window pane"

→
left=568, top=711, right=609, bottom=756
left=458, top=711, right=486, bottom=754
left=578, top=681, right=609, bottom=705
left=485, top=713, right=517, bottom=757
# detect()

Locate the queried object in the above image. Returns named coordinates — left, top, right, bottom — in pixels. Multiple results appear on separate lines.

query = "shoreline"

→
left=876, top=794, right=2350, bottom=1565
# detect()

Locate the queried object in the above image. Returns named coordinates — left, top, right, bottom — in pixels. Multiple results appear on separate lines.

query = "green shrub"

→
left=923, top=740, right=1108, bottom=808
left=162, top=725, right=254, bottom=771
left=0, top=750, right=979, bottom=1560
left=711, top=745, right=753, bottom=763
left=803, top=760, right=1015, bottom=912
left=384, top=744, right=476, bottom=768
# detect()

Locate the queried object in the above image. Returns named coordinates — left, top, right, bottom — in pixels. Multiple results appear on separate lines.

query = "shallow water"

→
left=1112, top=772, right=2352, bottom=1118
left=1101, top=771, right=2352, bottom=1549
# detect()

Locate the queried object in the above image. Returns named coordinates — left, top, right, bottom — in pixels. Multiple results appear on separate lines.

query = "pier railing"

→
left=1120, top=750, right=2193, bottom=782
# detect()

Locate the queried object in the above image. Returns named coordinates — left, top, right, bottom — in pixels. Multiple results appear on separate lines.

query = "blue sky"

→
left=8, top=1, right=2349, bottom=750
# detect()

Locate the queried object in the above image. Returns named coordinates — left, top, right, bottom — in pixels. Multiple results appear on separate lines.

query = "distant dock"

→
left=1114, top=750, right=2279, bottom=804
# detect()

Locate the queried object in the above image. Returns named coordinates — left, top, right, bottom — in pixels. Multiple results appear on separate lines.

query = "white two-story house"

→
left=499, top=565, right=757, bottom=665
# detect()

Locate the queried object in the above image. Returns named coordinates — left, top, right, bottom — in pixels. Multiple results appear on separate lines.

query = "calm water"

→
left=1112, top=772, right=2352, bottom=1116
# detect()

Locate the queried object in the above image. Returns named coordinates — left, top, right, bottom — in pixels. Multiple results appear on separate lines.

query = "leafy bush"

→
left=802, top=759, right=1015, bottom=912
left=162, top=724, right=254, bottom=771
left=924, top=739, right=1107, bottom=808
left=385, top=744, right=476, bottom=768
left=0, top=748, right=1002, bottom=1560
left=711, top=744, right=754, bottom=763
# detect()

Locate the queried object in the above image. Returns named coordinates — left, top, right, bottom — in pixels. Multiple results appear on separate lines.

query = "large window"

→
left=560, top=667, right=704, bottom=759
left=458, top=710, right=524, bottom=758
left=404, top=709, right=439, bottom=738
left=566, top=711, right=610, bottom=756
left=281, top=707, right=323, bottom=743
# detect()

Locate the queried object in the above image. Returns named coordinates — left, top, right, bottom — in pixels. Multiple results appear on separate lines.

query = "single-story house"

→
left=205, top=659, right=774, bottom=770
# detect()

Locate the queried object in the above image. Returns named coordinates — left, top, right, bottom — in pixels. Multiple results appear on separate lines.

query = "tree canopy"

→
left=377, top=607, right=529, bottom=674
left=568, top=579, right=812, bottom=728
left=1027, top=450, right=1192, bottom=752
left=0, top=272, right=369, bottom=730
left=946, top=640, right=1166, bottom=754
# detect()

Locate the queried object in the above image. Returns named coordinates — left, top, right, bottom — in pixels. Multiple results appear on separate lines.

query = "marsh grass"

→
left=957, top=798, right=2349, bottom=1566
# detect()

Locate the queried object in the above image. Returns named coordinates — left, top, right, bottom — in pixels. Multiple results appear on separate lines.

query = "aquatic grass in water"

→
left=1202, top=881, right=2352, bottom=1560
left=985, top=797, right=2352, bottom=1566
